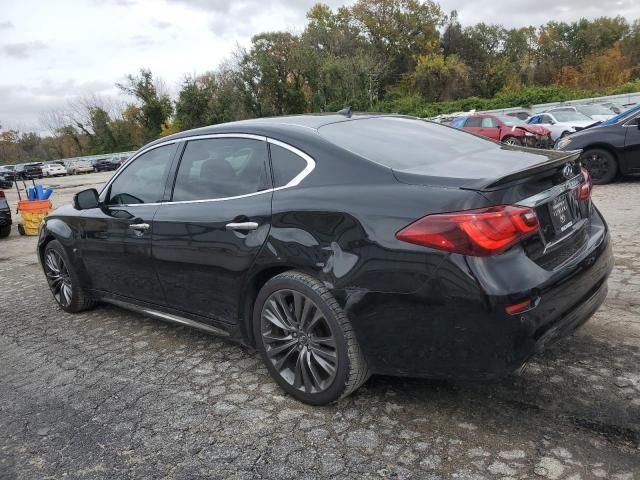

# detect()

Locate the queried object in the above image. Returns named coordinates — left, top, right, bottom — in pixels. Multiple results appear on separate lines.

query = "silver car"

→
left=526, top=111, right=596, bottom=142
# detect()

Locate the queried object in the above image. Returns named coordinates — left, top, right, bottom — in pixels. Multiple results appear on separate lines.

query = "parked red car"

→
left=451, top=114, right=552, bottom=148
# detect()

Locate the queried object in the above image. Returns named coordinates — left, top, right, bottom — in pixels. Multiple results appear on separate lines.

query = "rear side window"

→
left=270, top=143, right=308, bottom=187
left=318, top=117, right=493, bottom=170
left=172, top=138, right=269, bottom=201
left=464, top=117, right=482, bottom=127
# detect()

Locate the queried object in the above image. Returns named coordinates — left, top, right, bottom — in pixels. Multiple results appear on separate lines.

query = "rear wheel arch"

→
left=241, top=265, right=298, bottom=346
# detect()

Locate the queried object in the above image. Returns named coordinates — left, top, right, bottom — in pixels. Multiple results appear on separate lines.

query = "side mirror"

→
left=73, top=188, right=100, bottom=210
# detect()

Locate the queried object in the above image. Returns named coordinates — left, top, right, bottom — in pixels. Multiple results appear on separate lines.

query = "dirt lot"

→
left=0, top=172, right=639, bottom=479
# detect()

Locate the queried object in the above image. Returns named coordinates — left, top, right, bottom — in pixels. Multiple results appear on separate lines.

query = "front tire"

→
left=503, top=136, right=522, bottom=146
left=43, top=240, right=94, bottom=313
left=254, top=271, right=369, bottom=405
left=581, top=148, right=617, bottom=185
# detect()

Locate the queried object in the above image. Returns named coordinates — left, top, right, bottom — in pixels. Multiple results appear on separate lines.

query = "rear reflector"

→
left=577, top=167, right=592, bottom=201
left=505, top=299, right=532, bottom=315
left=396, top=205, right=539, bottom=256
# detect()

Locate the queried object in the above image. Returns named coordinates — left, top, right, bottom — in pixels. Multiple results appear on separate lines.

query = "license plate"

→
left=548, top=193, right=574, bottom=235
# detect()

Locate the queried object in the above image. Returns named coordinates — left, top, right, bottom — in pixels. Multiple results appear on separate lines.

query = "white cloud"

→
left=0, top=0, right=639, bottom=132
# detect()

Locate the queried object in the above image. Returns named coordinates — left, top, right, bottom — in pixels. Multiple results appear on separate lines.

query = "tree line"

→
left=1, top=0, right=639, bottom=165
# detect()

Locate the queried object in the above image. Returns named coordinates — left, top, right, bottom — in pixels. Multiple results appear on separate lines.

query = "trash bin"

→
left=17, top=199, right=52, bottom=236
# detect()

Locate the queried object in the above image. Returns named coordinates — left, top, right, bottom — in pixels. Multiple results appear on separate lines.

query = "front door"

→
left=152, top=136, right=272, bottom=324
left=80, top=143, right=177, bottom=304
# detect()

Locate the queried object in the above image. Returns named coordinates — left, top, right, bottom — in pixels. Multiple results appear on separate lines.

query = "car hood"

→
left=512, top=125, right=550, bottom=136
left=557, top=120, right=596, bottom=128
left=392, top=143, right=579, bottom=190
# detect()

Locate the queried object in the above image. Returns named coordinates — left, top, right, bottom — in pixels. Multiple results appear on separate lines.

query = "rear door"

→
left=463, top=117, right=483, bottom=137
left=152, top=135, right=272, bottom=325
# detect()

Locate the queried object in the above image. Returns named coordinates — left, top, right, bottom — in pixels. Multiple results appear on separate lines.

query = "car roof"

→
left=147, top=113, right=399, bottom=147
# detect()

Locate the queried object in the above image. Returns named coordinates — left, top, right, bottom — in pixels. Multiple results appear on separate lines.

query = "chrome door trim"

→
left=99, top=133, right=317, bottom=207
left=103, top=298, right=230, bottom=337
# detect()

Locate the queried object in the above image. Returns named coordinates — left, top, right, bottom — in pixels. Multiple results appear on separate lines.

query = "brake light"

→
left=396, top=205, right=539, bottom=256
left=577, top=167, right=592, bottom=201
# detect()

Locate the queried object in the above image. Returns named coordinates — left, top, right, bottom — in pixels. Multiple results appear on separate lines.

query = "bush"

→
left=373, top=82, right=639, bottom=118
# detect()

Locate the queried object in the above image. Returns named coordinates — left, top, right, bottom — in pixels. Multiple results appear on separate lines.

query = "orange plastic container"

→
left=17, top=199, right=52, bottom=236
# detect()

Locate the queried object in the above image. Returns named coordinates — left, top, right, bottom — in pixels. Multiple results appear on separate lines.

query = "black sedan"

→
left=38, top=114, right=613, bottom=404
left=93, top=157, right=120, bottom=172
left=555, top=104, right=640, bottom=184
left=0, top=190, right=12, bottom=237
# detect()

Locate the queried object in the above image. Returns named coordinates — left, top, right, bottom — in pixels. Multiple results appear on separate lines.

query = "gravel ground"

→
left=0, top=172, right=639, bottom=480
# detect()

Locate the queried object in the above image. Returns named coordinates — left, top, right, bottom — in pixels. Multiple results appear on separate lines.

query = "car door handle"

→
left=129, top=223, right=150, bottom=231
left=225, top=222, right=259, bottom=231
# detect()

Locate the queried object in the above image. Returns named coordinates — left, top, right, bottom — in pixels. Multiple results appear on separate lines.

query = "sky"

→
left=1, top=0, right=639, bottom=133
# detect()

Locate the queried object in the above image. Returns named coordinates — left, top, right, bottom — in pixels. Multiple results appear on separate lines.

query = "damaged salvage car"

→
left=38, top=114, right=612, bottom=405
left=451, top=113, right=553, bottom=148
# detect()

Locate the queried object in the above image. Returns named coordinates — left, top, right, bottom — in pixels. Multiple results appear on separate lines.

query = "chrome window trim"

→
left=100, top=133, right=315, bottom=207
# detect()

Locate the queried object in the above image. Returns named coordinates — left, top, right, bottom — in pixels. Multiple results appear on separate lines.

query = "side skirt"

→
left=102, top=297, right=231, bottom=338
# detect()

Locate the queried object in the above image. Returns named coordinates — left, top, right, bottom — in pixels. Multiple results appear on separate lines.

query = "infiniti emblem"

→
left=562, top=163, right=574, bottom=179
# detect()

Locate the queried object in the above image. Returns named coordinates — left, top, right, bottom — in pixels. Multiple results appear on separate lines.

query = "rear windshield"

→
left=318, top=117, right=493, bottom=170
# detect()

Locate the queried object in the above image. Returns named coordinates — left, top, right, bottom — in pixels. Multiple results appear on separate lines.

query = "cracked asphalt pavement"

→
left=0, top=173, right=639, bottom=479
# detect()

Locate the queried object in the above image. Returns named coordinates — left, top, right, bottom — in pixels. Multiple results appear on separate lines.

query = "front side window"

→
left=108, top=144, right=176, bottom=205
left=172, top=138, right=269, bottom=201
left=481, top=117, right=497, bottom=128
left=270, top=143, right=309, bottom=188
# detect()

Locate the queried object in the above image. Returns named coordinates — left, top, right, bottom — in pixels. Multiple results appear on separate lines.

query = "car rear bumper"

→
left=340, top=210, right=613, bottom=379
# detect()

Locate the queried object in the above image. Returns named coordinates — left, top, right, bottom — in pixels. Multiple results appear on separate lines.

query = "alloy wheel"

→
left=503, top=137, right=519, bottom=145
left=44, top=250, right=73, bottom=307
left=260, top=290, right=338, bottom=394
left=582, top=152, right=608, bottom=182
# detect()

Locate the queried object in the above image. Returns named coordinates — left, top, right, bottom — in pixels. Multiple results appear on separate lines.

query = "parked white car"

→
left=42, top=162, right=67, bottom=177
left=65, top=160, right=94, bottom=175
left=547, top=104, right=614, bottom=122
left=526, top=111, right=597, bottom=142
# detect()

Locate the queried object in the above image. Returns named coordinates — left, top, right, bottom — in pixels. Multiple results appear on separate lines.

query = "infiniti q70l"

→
left=38, top=114, right=613, bottom=405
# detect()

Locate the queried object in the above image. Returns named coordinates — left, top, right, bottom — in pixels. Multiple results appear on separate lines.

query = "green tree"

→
left=117, top=69, right=173, bottom=142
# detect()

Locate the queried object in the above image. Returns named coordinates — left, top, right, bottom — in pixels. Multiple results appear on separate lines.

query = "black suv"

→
left=555, top=104, right=640, bottom=184
left=0, top=190, right=11, bottom=237
left=14, top=162, right=44, bottom=180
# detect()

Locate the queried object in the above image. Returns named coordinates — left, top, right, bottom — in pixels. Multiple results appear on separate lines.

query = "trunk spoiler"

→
left=473, top=150, right=582, bottom=191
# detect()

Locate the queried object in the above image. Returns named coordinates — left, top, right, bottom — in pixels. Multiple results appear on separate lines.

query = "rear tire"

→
left=0, top=225, right=10, bottom=238
left=254, top=271, right=369, bottom=405
left=43, top=240, right=94, bottom=313
left=581, top=148, right=617, bottom=185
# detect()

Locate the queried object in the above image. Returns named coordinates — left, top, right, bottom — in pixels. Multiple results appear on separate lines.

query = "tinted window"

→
left=465, top=117, right=482, bottom=127
left=172, top=138, right=268, bottom=201
left=270, top=143, right=308, bottom=187
left=108, top=144, right=175, bottom=205
left=318, top=117, right=494, bottom=170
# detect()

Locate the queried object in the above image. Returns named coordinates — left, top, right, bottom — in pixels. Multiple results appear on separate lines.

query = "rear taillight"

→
left=0, top=191, right=4, bottom=198
left=577, top=167, right=592, bottom=201
left=396, top=205, right=539, bottom=256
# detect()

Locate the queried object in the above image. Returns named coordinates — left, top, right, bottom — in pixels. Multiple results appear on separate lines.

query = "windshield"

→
left=496, top=115, right=525, bottom=126
left=599, top=103, right=640, bottom=126
left=551, top=111, right=592, bottom=122
left=578, top=104, right=614, bottom=116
